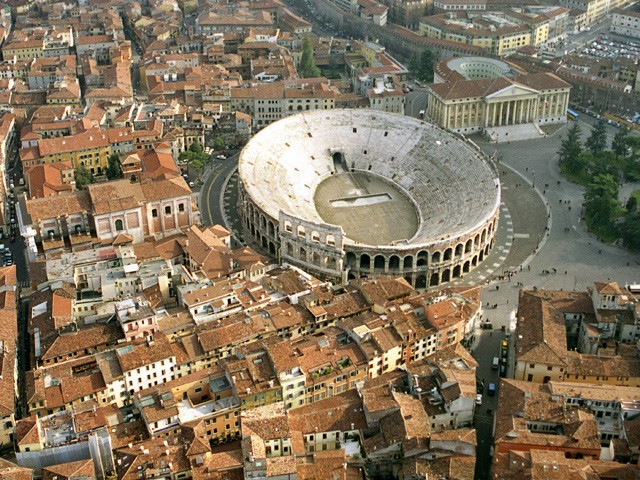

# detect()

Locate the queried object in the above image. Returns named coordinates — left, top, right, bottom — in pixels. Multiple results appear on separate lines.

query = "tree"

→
left=620, top=211, right=640, bottom=250
left=584, top=174, right=621, bottom=237
left=627, top=195, right=638, bottom=213
left=74, top=164, right=94, bottom=189
left=299, top=35, right=321, bottom=79
left=106, top=153, right=123, bottom=180
left=586, top=118, right=608, bottom=156
left=213, top=136, right=225, bottom=150
left=189, top=141, right=204, bottom=154
left=410, top=49, right=435, bottom=83
left=558, top=122, right=583, bottom=167
left=612, top=126, right=630, bottom=159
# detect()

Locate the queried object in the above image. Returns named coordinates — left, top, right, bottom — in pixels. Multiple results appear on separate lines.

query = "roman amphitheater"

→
left=238, top=109, right=501, bottom=288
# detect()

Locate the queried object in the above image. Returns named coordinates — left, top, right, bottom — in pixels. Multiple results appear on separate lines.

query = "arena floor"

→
left=314, top=172, right=419, bottom=245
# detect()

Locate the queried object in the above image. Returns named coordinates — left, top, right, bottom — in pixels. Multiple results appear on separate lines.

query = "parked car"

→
left=488, top=383, right=496, bottom=396
left=492, top=356, right=499, bottom=369
left=475, top=394, right=482, bottom=405
left=499, top=364, right=507, bottom=377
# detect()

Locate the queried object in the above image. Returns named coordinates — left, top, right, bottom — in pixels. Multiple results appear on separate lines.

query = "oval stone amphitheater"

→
left=237, top=109, right=501, bottom=288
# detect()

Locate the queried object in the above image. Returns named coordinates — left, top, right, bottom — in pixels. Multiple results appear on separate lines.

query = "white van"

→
left=492, top=356, right=499, bottom=369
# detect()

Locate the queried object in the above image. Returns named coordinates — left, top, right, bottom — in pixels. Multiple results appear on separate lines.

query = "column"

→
left=492, top=103, right=497, bottom=127
left=518, top=100, right=524, bottom=124
left=454, top=104, right=460, bottom=129
left=505, top=101, right=511, bottom=126
left=498, top=102, right=504, bottom=126
left=484, top=103, right=489, bottom=127
left=443, top=104, right=449, bottom=129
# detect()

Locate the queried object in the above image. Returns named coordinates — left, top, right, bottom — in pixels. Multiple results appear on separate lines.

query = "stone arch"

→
left=453, top=265, right=461, bottom=278
left=269, top=241, right=276, bottom=255
left=417, top=250, right=428, bottom=267
left=299, top=247, right=307, bottom=262
left=250, top=224, right=256, bottom=236
left=284, top=220, right=292, bottom=233
left=465, top=239, right=472, bottom=253
left=481, top=229, right=486, bottom=243
left=327, top=257, right=337, bottom=270
left=441, top=269, right=451, bottom=283
left=261, top=237, right=268, bottom=249
left=488, top=222, right=493, bottom=235
left=286, top=243, right=293, bottom=257
left=260, top=215, right=266, bottom=229
left=463, top=261, right=470, bottom=273
left=297, top=225, right=306, bottom=237
left=268, top=221, right=275, bottom=237
left=474, top=234, right=480, bottom=246
left=432, top=251, right=441, bottom=263
left=479, top=251, right=484, bottom=262
left=444, top=248, right=453, bottom=261
left=346, top=252, right=356, bottom=267
left=455, top=243, right=463, bottom=257
left=430, top=273, right=440, bottom=287
left=415, top=274, right=427, bottom=289
left=472, top=255, right=477, bottom=266
left=403, top=256, right=413, bottom=269
left=360, top=254, right=370, bottom=269
left=326, top=234, right=336, bottom=246
left=374, top=255, right=385, bottom=270
left=311, top=230, right=320, bottom=242
left=485, top=245, right=490, bottom=255
left=312, top=252, right=321, bottom=265
left=389, top=255, right=400, bottom=270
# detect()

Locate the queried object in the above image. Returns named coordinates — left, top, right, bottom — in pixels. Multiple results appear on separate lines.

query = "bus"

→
left=567, top=108, right=579, bottom=120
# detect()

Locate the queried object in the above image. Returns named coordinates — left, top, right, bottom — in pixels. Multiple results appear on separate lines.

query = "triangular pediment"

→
left=486, top=83, right=539, bottom=100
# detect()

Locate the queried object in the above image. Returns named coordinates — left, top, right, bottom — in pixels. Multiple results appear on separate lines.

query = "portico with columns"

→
left=426, top=72, right=572, bottom=138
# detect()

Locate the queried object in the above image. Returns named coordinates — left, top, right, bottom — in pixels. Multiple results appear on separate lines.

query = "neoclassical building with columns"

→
left=426, top=57, right=571, bottom=141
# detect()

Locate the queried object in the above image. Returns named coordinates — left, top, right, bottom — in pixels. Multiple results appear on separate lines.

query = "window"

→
left=165, top=206, right=171, bottom=215
left=178, top=203, right=185, bottom=212
left=152, top=209, right=158, bottom=218
left=114, top=219, right=124, bottom=231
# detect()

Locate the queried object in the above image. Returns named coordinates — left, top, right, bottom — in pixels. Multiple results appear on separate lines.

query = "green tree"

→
left=626, top=195, right=638, bottom=213
left=106, top=153, right=123, bottom=180
left=74, top=164, right=94, bottom=189
left=213, top=136, right=225, bottom=150
left=299, top=35, right=321, bottom=78
left=612, top=126, right=630, bottom=158
left=411, top=49, right=435, bottom=83
left=558, top=122, right=583, bottom=167
left=584, top=174, right=622, bottom=237
left=189, top=141, right=204, bottom=154
left=179, top=147, right=209, bottom=173
left=586, top=118, right=608, bottom=156
left=620, top=211, right=640, bottom=250
left=408, top=53, right=420, bottom=78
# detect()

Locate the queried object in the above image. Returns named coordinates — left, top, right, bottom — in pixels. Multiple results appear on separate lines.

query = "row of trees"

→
left=559, top=120, right=640, bottom=249
left=408, top=49, right=436, bottom=83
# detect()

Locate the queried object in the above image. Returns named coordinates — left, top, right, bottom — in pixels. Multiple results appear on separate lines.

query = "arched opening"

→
left=260, top=215, right=266, bottom=229
left=444, top=248, right=453, bottom=261
left=297, top=226, right=306, bottom=237
left=299, top=247, right=307, bottom=262
left=286, top=243, right=293, bottom=257
left=284, top=221, right=292, bottom=233
left=455, top=243, right=463, bottom=257
left=430, top=273, right=439, bottom=287
left=360, top=254, right=370, bottom=269
left=268, top=221, right=275, bottom=237
left=268, top=242, right=276, bottom=255
left=485, top=245, right=490, bottom=255
left=346, top=252, right=356, bottom=267
left=374, top=255, right=385, bottom=270
left=481, top=229, right=486, bottom=243
left=404, top=275, right=413, bottom=286
left=474, top=234, right=480, bottom=246
left=333, top=151, right=345, bottom=172
left=389, top=255, right=400, bottom=270
left=488, top=223, right=493, bottom=235
left=415, top=275, right=427, bottom=289
left=114, top=219, right=124, bottom=231
left=432, top=251, right=441, bottom=263
left=403, top=256, right=413, bottom=269
left=348, top=273, right=356, bottom=280
left=479, top=251, right=484, bottom=262
left=472, top=255, right=477, bottom=266
left=453, top=265, right=461, bottom=278
left=312, top=252, right=321, bottom=265
left=327, top=257, right=337, bottom=270
left=441, top=269, right=451, bottom=283
left=250, top=225, right=256, bottom=236
left=465, top=239, right=472, bottom=253
left=463, top=261, right=470, bottom=273
left=417, top=250, right=428, bottom=267
left=261, top=237, right=268, bottom=249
